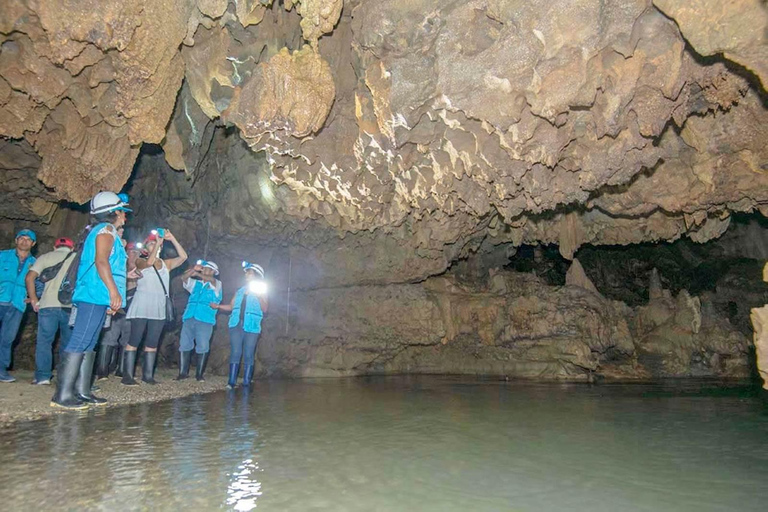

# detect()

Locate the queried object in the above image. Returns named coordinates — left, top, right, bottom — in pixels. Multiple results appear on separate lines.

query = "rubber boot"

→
left=96, top=344, right=114, bottom=381
left=227, top=363, right=240, bottom=389
left=75, top=351, right=107, bottom=405
left=110, top=345, right=121, bottom=374
left=114, top=347, right=125, bottom=377
left=242, top=365, right=255, bottom=387
left=141, top=351, right=158, bottom=385
left=121, top=350, right=139, bottom=386
left=51, top=352, right=88, bottom=410
left=175, top=350, right=192, bottom=381
left=195, top=352, right=210, bottom=382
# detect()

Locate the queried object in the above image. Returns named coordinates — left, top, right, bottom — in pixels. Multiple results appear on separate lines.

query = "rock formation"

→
left=751, top=262, right=768, bottom=389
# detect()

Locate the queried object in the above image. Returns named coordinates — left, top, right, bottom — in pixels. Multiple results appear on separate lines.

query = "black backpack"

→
left=38, top=251, right=74, bottom=283
left=57, top=251, right=83, bottom=305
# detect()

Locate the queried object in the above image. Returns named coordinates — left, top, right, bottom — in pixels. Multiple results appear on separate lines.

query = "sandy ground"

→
left=0, top=369, right=227, bottom=425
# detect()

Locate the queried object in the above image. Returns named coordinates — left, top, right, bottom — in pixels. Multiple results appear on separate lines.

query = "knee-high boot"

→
left=114, top=347, right=125, bottom=377
left=121, top=350, right=139, bottom=386
left=50, top=352, right=88, bottom=410
left=227, top=363, right=240, bottom=389
left=142, top=351, right=158, bottom=385
left=175, top=350, right=191, bottom=381
left=195, top=352, right=210, bottom=382
left=75, top=351, right=107, bottom=405
left=96, top=345, right=114, bottom=380
left=242, top=365, right=255, bottom=387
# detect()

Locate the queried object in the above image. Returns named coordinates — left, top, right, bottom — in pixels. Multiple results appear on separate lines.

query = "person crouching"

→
left=212, top=262, right=268, bottom=389
left=176, top=259, right=222, bottom=381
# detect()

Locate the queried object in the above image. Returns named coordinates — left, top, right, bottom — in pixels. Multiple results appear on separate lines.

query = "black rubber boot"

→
left=242, top=365, right=255, bottom=387
left=51, top=352, right=88, bottom=410
left=175, top=350, right=192, bottom=381
left=227, top=363, right=240, bottom=389
left=96, top=345, right=114, bottom=381
left=75, top=351, right=107, bottom=405
left=110, top=345, right=122, bottom=375
left=142, top=351, right=158, bottom=385
left=114, top=347, right=125, bottom=377
left=121, top=350, right=139, bottom=386
left=195, top=352, right=210, bottom=382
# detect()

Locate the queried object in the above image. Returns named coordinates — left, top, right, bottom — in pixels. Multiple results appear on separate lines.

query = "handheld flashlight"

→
left=248, top=280, right=268, bottom=295
left=136, top=242, right=144, bottom=250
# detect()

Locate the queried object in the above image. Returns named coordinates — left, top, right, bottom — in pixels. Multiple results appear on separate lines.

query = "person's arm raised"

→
left=162, top=230, right=188, bottom=271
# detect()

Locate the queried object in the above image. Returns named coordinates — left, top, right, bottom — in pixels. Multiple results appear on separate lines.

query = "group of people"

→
left=0, top=191, right=268, bottom=410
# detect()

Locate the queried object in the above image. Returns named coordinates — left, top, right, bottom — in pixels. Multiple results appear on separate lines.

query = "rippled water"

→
left=1, top=377, right=767, bottom=511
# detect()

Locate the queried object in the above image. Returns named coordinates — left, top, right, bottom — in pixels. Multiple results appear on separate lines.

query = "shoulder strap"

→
left=153, top=265, right=169, bottom=297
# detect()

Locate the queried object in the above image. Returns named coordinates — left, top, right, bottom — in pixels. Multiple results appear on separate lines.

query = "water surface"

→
left=1, top=377, right=767, bottom=511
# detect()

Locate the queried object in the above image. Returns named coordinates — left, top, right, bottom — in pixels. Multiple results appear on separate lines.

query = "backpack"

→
left=38, top=251, right=74, bottom=283
left=57, top=251, right=83, bottom=305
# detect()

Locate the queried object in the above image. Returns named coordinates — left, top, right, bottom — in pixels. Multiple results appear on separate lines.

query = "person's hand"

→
left=29, top=298, right=39, bottom=313
left=209, top=303, right=219, bottom=310
left=108, top=288, right=122, bottom=313
left=194, top=263, right=203, bottom=272
left=164, top=230, right=176, bottom=242
left=128, top=268, right=142, bottom=280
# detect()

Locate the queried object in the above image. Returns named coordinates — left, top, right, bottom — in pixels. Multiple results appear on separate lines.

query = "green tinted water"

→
left=1, top=377, right=767, bottom=511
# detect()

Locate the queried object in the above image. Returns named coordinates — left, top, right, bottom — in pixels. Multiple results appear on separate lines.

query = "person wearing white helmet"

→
left=51, top=191, right=129, bottom=410
left=212, top=261, right=268, bottom=388
left=176, top=259, right=223, bottom=381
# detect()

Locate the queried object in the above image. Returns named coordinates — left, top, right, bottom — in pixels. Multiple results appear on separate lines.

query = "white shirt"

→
left=127, top=260, right=170, bottom=320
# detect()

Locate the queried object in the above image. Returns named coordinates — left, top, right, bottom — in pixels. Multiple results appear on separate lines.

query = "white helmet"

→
left=242, top=261, right=264, bottom=278
left=90, top=191, right=131, bottom=215
left=203, top=261, right=219, bottom=275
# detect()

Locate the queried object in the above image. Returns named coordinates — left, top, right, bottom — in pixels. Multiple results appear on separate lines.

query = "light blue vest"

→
left=0, top=249, right=35, bottom=311
left=72, top=223, right=127, bottom=307
left=228, top=286, right=263, bottom=334
left=183, top=279, right=222, bottom=325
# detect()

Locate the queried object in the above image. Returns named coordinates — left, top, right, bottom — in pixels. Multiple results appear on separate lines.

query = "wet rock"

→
left=565, top=258, right=601, bottom=296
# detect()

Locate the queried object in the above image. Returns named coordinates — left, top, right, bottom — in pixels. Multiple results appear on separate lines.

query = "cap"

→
left=16, top=229, right=36, bottom=242
left=54, top=237, right=74, bottom=249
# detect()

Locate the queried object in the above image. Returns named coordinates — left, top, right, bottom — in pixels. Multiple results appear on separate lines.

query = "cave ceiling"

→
left=0, top=0, right=767, bottom=276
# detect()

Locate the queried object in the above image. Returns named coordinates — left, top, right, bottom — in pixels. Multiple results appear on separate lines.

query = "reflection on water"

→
left=1, top=378, right=767, bottom=511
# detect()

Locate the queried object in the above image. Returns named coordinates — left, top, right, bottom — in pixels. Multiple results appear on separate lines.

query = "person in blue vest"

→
left=0, top=229, right=37, bottom=383
left=212, top=262, right=268, bottom=389
left=51, top=192, right=129, bottom=410
left=176, top=259, right=222, bottom=381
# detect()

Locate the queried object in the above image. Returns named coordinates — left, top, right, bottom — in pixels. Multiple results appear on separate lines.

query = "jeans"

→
left=180, top=318, right=214, bottom=354
left=66, top=303, right=107, bottom=353
left=0, top=303, right=24, bottom=371
left=100, top=313, right=131, bottom=347
left=35, top=307, right=73, bottom=380
left=229, top=327, right=259, bottom=365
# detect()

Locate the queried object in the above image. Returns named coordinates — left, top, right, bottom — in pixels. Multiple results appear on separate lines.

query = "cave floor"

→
left=0, top=369, right=227, bottom=425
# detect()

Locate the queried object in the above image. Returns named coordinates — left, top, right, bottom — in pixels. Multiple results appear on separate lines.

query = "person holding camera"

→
left=122, top=229, right=187, bottom=386
left=24, top=237, right=76, bottom=385
left=176, top=259, right=222, bottom=381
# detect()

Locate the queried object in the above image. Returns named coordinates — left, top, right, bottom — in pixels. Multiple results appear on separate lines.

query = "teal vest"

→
left=73, top=223, right=127, bottom=307
left=228, top=286, right=263, bottom=333
left=182, top=279, right=222, bottom=325
left=0, top=249, right=35, bottom=311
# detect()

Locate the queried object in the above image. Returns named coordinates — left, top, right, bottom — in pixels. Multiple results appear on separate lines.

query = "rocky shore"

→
left=0, top=370, right=228, bottom=426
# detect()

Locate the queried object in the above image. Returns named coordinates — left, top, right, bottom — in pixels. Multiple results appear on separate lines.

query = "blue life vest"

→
left=228, top=286, right=263, bottom=333
left=72, top=223, right=127, bottom=307
left=0, top=249, right=35, bottom=311
left=182, top=279, right=222, bottom=325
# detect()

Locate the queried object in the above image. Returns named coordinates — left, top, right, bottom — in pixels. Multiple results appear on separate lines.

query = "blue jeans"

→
left=229, top=327, right=259, bottom=365
left=66, top=303, right=107, bottom=354
left=0, top=303, right=24, bottom=371
left=35, top=307, right=73, bottom=380
left=180, top=318, right=214, bottom=354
